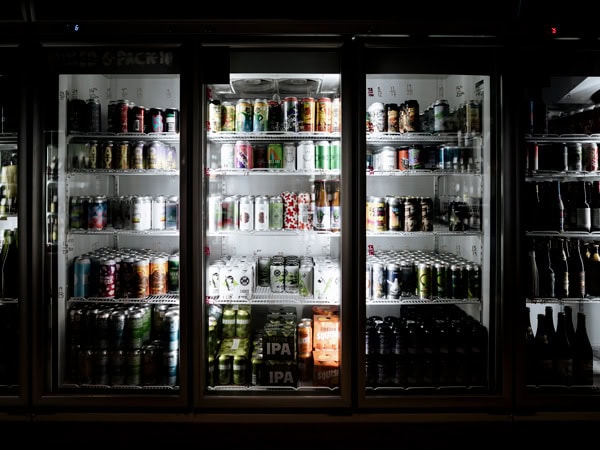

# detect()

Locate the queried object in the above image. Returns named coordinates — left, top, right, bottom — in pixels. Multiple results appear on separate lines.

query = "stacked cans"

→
left=366, top=195, right=433, bottom=233
left=366, top=250, right=481, bottom=301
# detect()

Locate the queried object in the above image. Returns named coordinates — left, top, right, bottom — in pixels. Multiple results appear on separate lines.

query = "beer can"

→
left=141, top=344, right=159, bottom=385
left=408, top=145, right=423, bottom=170
left=297, top=320, right=312, bottom=354
left=297, top=140, right=315, bottom=170
left=404, top=196, right=419, bottom=232
left=93, top=348, right=110, bottom=385
left=253, top=143, right=268, bottom=168
left=130, top=105, right=145, bottom=133
left=150, top=108, right=164, bottom=133
left=208, top=99, right=221, bottom=132
left=267, top=100, right=282, bottom=131
left=434, top=99, right=449, bottom=133
left=73, top=256, right=91, bottom=297
left=367, top=102, right=386, bottom=132
left=126, top=348, right=141, bottom=385
left=88, top=195, right=108, bottom=230
left=239, top=195, right=254, bottom=231
left=366, top=196, right=386, bottom=232
left=131, top=140, right=145, bottom=169
left=221, top=195, right=237, bottom=231
left=257, top=256, right=271, bottom=287
left=372, top=261, right=385, bottom=299
left=220, top=101, right=235, bottom=132
left=254, top=195, right=269, bottom=231
left=150, top=255, right=168, bottom=296
left=100, top=140, right=113, bottom=170
left=405, top=99, right=420, bottom=132
left=220, top=143, right=235, bottom=169
left=164, top=308, right=180, bottom=351
left=133, top=258, right=150, bottom=298
left=316, top=97, right=332, bottom=132
left=253, top=98, right=268, bottom=132
left=268, top=195, right=284, bottom=230
left=397, top=147, right=409, bottom=171
left=283, top=143, right=296, bottom=170
left=297, top=191, right=312, bottom=230
left=270, top=260, right=285, bottom=293
left=297, top=352, right=313, bottom=383
left=151, top=195, right=166, bottom=230
left=208, top=194, right=223, bottom=232
left=221, top=307, right=236, bottom=338
left=162, top=349, right=178, bottom=386
left=114, top=141, right=129, bottom=170
left=568, top=142, right=583, bottom=171
left=109, top=308, right=127, bottom=349
left=131, top=195, right=151, bottom=231
left=386, top=262, right=401, bottom=299
left=284, top=259, right=299, bottom=293
left=97, top=258, right=116, bottom=298
left=301, top=97, right=315, bottom=132
left=583, top=142, right=599, bottom=172
left=115, top=100, right=130, bottom=133
left=166, top=195, right=179, bottom=230
left=467, top=264, right=481, bottom=299
left=298, top=261, right=314, bottom=297
left=69, top=196, right=84, bottom=230
left=417, top=262, right=431, bottom=299
left=332, top=97, right=341, bottom=133
left=315, top=140, right=331, bottom=169
left=86, top=97, right=101, bottom=133
left=386, top=196, right=403, bottom=231
left=283, top=96, right=299, bottom=132
left=234, top=140, right=253, bottom=169
left=386, top=103, right=400, bottom=132
left=232, top=354, right=247, bottom=386
left=267, top=143, right=283, bottom=169
left=235, top=98, right=253, bottom=132
left=109, top=349, right=126, bottom=385
left=87, top=140, right=98, bottom=169
left=434, top=262, right=447, bottom=298
left=164, top=107, right=179, bottom=133
left=218, top=354, right=232, bottom=385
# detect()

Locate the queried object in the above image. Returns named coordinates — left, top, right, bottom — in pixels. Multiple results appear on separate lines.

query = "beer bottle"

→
left=591, top=180, right=600, bottom=231
left=572, top=312, right=594, bottom=385
left=525, top=307, right=536, bottom=385
left=587, top=244, right=600, bottom=296
left=563, top=305, right=576, bottom=354
left=538, top=239, right=555, bottom=298
left=314, top=179, right=331, bottom=231
left=576, top=181, right=592, bottom=232
left=568, top=239, right=586, bottom=298
left=534, top=313, right=554, bottom=385
left=330, top=180, right=341, bottom=232
left=554, top=311, right=573, bottom=386
left=553, top=181, right=565, bottom=233
left=544, top=305, right=556, bottom=345
left=528, top=239, right=540, bottom=298
left=551, top=238, right=569, bottom=298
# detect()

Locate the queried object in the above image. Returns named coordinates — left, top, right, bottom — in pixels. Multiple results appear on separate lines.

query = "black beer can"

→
left=86, top=98, right=101, bottom=133
left=165, top=107, right=179, bottom=133
left=268, top=100, right=282, bottom=131
left=67, top=98, right=87, bottom=133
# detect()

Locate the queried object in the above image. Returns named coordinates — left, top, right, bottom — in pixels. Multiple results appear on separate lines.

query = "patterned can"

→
left=114, top=141, right=129, bottom=170
left=150, top=108, right=164, bottom=132
left=408, top=145, right=423, bottom=170
left=583, top=142, right=599, bottom=172
left=315, top=140, right=331, bottom=170
left=297, top=191, right=312, bottom=230
left=100, top=140, right=113, bottom=169
left=235, top=98, right=253, bottom=132
left=133, top=258, right=150, bottom=298
left=283, top=96, right=299, bottom=132
left=284, top=258, right=300, bottom=293
left=270, top=260, right=285, bottom=293
left=164, top=308, right=180, bottom=351
left=268, top=195, right=284, bottom=230
left=297, top=140, right=316, bottom=170
left=316, top=97, right=332, bottom=132
left=332, top=97, right=341, bottom=133
left=98, top=258, right=116, bottom=298
left=88, top=140, right=98, bottom=169
left=297, top=320, right=312, bottom=354
left=417, top=262, right=431, bottom=299
left=130, top=105, right=145, bottom=133
left=267, top=143, right=283, bottom=169
left=235, top=307, right=251, bottom=339
left=386, top=262, right=401, bottom=299
left=149, top=255, right=168, bottom=295
left=421, top=196, right=434, bottom=231
left=164, top=107, right=179, bottom=133
left=254, top=195, right=269, bottom=231
left=239, top=195, right=254, bottom=231
left=366, top=196, right=386, bottom=232
left=88, top=195, right=108, bottom=230
left=330, top=141, right=341, bottom=170
left=208, top=99, right=221, bottom=132
left=220, top=101, right=235, bottom=132
left=234, top=140, right=253, bottom=169
left=131, top=140, right=145, bottom=169
left=73, top=256, right=91, bottom=297
left=283, top=143, right=296, bottom=170
left=404, top=196, right=419, bottom=232
left=151, top=195, right=166, bottom=230
left=386, top=196, right=403, bottom=231
left=253, top=98, right=268, bottom=132
left=301, top=97, right=315, bottom=132
left=372, top=261, right=385, bottom=299
left=220, top=143, right=234, bottom=169
left=281, top=191, right=298, bottom=230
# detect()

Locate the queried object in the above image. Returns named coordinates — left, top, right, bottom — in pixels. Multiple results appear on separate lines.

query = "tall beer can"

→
left=332, top=97, right=341, bottom=133
left=315, top=140, right=331, bottom=170
left=253, top=98, right=268, bottom=132
left=316, top=97, right=332, bottom=132
left=220, top=101, right=235, bottom=132
left=238, top=195, right=254, bottom=231
left=283, top=96, right=299, bottom=132
left=301, top=97, right=315, bottom=132
left=297, top=140, right=315, bottom=170
left=234, top=140, right=253, bottom=169
left=220, top=143, right=235, bottom=169
left=583, top=142, right=599, bottom=172
left=235, top=99, right=253, bottom=132
left=283, top=143, right=296, bottom=170
left=208, top=99, right=221, bottom=132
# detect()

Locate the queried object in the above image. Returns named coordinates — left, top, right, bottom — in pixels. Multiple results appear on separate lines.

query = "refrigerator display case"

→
left=33, top=45, right=188, bottom=407
left=517, top=44, right=600, bottom=410
left=357, top=44, right=506, bottom=408
left=196, top=45, right=352, bottom=408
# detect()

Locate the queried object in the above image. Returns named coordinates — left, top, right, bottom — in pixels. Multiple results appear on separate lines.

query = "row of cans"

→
left=525, top=141, right=599, bottom=173
left=67, top=302, right=179, bottom=351
left=207, top=255, right=340, bottom=300
left=219, top=140, right=340, bottom=171
left=366, top=250, right=481, bottom=300
left=366, top=195, right=434, bottom=233
left=68, top=139, right=178, bottom=171
left=69, top=345, right=178, bottom=387
left=73, top=248, right=180, bottom=299
left=209, top=96, right=341, bottom=133
left=368, top=142, right=479, bottom=173
left=69, top=194, right=179, bottom=231
left=208, top=191, right=314, bottom=232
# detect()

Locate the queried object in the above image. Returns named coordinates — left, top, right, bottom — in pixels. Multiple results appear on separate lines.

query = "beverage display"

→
left=364, top=64, right=493, bottom=395
left=44, top=65, right=181, bottom=395
left=203, top=53, right=344, bottom=398
left=522, top=75, right=600, bottom=393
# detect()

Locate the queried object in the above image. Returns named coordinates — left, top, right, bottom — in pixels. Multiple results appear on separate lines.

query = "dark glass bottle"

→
left=576, top=181, right=592, bottom=232
left=0, top=229, right=18, bottom=299
left=563, top=305, right=576, bottom=354
left=525, top=306, right=536, bottom=385
left=572, top=312, right=594, bottom=386
left=554, top=181, right=565, bottom=233
left=544, top=305, right=556, bottom=344
left=528, top=239, right=539, bottom=298
left=591, top=180, right=600, bottom=231
left=551, top=238, right=569, bottom=299
left=568, top=239, right=586, bottom=298
left=534, top=312, right=554, bottom=385
left=554, top=311, right=573, bottom=385
left=538, top=239, right=555, bottom=298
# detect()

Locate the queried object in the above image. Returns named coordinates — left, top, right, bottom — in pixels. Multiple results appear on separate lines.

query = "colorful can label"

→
left=234, top=140, right=253, bottom=169
left=73, top=256, right=91, bottom=297
left=253, top=98, right=268, bottom=132
left=208, top=99, right=221, bottom=132
left=283, top=97, right=298, bottom=132
left=88, top=195, right=108, bottom=230
left=301, top=97, right=315, bottom=132
left=239, top=195, right=254, bottom=231
left=315, top=140, right=331, bottom=170
left=330, top=141, right=341, bottom=170
left=235, top=99, right=253, bottom=132
left=220, top=101, right=235, bottom=132
left=316, top=97, right=332, bottom=132
left=267, top=143, right=283, bottom=169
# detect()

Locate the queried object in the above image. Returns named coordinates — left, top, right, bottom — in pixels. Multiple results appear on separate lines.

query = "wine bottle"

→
left=576, top=181, right=592, bottom=232
left=554, top=311, right=573, bottom=385
left=572, top=312, right=594, bottom=386
left=554, top=181, right=565, bottom=233
left=563, top=305, right=576, bottom=350
left=544, top=305, right=556, bottom=346
left=538, top=239, right=555, bottom=298
left=551, top=238, right=569, bottom=298
left=528, top=239, right=540, bottom=298
left=534, top=312, right=554, bottom=385
left=568, top=239, right=586, bottom=298
left=591, top=180, right=600, bottom=231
